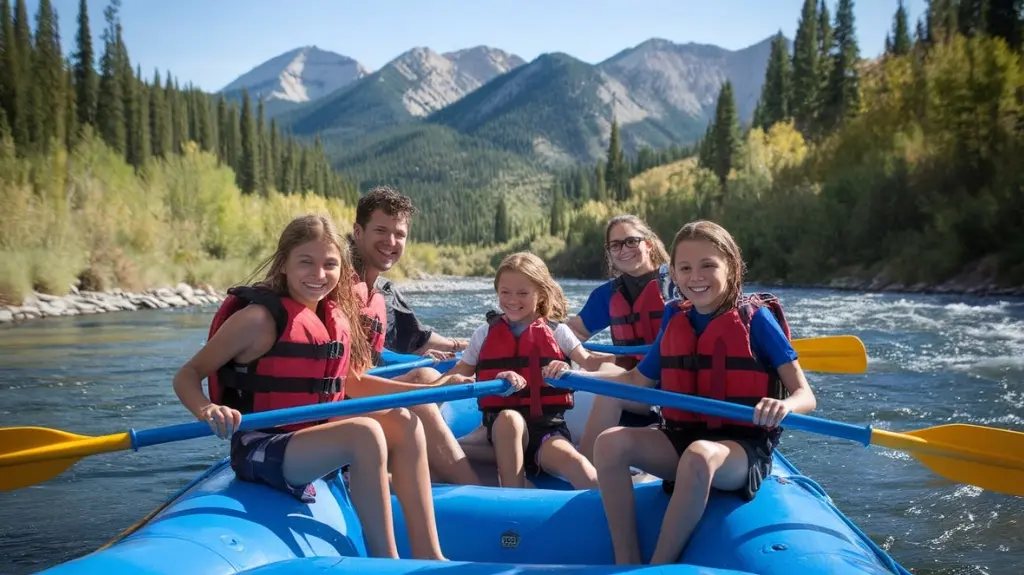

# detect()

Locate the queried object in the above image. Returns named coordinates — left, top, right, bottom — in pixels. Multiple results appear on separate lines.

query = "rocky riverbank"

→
left=0, top=283, right=225, bottom=325
left=3, top=266, right=1023, bottom=328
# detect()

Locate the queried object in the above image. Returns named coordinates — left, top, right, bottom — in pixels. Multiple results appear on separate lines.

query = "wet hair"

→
left=245, top=214, right=372, bottom=372
left=355, top=185, right=417, bottom=228
left=494, top=251, right=569, bottom=322
left=604, top=214, right=670, bottom=278
left=669, top=220, right=746, bottom=314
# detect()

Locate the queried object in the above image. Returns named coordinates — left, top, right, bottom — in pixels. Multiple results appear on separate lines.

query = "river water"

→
left=0, top=278, right=1022, bottom=574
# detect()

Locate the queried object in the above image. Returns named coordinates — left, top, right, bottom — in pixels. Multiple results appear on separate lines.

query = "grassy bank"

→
left=0, top=131, right=355, bottom=305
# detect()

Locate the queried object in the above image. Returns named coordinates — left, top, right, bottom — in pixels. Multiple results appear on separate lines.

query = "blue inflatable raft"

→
left=38, top=354, right=911, bottom=575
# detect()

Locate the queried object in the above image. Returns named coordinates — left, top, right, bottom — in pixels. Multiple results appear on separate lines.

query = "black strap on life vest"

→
left=660, top=355, right=764, bottom=372
left=216, top=366, right=344, bottom=395
left=477, top=311, right=563, bottom=371
left=361, top=313, right=385, bottom=366
left=608, top=274, right=664, bottom=347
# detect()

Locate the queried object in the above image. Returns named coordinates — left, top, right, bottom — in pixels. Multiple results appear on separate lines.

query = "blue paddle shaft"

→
left=583, top=342, right=649, bottom=355
left=552, top=372, right=873, bottom=446
left=369, top=357, right=459, bottom=379
left=132, top=379, right=511, bottom=449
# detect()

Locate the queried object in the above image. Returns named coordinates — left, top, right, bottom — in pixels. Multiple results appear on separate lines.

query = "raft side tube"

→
left=38, top=462, right=368, bottom=575
left=235, top=556, right=758, bottom=575
left=389, top=474, right=903, bottom=575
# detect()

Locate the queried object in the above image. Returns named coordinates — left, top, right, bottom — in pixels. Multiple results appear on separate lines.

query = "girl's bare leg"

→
left=282, top=417, right=396, bottom=558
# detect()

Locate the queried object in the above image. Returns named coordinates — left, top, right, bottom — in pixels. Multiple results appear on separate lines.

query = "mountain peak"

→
left=220, top=46, right=370, bottom=103
left=380, top=45, right=527, bottom=117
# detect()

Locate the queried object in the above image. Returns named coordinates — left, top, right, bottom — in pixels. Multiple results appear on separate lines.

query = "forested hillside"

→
left=540, top=0, right=1024, bottom=292
left=0, top=0, right=359, bottom=303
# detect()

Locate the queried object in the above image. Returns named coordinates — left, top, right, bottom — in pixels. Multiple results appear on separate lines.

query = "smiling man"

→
left=351, top=186, right=469, bottom=359
left=348, top=185, right=479, bottom=485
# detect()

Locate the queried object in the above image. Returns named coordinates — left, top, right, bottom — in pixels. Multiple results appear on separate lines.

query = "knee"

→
left=340, top=418, right=388, bottom=464
left=676, top=440, right=723, bottom=484
left=407, top=367, right=441, bottom=384
left=593, top=427, right=631, bottom=469
left=384, top=407, right=425, bottom=442
left=492, top=410, right=526, bottom=434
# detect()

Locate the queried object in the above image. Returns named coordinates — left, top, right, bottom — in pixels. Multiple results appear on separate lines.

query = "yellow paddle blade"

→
left=792, top=335, right=867, bottom=374
left=871, top=424, right=1024, bottom=497
left=0, top=427, right=133, bottom=491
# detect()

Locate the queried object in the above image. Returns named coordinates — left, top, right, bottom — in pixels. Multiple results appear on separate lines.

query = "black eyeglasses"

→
left=606, top=236, right=643, bottom=252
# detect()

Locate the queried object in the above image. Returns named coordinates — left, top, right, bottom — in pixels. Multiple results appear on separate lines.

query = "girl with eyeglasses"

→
left=565, top=215, right=680, bottom=462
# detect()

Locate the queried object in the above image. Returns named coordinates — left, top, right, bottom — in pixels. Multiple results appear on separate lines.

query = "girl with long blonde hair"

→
left=173, top=214, right=446, bottom=560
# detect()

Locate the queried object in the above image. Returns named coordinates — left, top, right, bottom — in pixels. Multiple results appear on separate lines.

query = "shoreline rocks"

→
left=0, top=283, right=225, bottom=325
left=3, top=272, right=1023, bottom=328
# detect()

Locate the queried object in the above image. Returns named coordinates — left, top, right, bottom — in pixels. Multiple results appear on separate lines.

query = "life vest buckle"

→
left=326, top=340, right=344, bottom=359
left=315, top=377, right=342, bottom=394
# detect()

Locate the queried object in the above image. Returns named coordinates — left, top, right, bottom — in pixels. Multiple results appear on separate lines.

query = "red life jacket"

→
left=659, top=293, right=791, bottom=432
left=207, top=286, right=350, bottom=432
left=475, top=311, right=575, bottom=418
left=352, top=279, right=387, bottom=366
left=608, top=264, right=674, bottom=369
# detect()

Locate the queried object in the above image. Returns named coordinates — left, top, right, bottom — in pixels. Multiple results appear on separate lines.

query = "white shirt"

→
left=461, top=320, right=582, bottom=366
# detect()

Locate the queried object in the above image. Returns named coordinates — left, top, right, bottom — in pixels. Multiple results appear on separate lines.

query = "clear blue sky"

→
left=36, top=0, right=925, bottom=92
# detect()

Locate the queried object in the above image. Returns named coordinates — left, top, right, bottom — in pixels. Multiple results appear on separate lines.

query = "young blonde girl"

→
left=445, top=252, right=618, bottom=489
left=172, top=214, right=446, bottom=560
left=567, top=220, right=817, bottom=565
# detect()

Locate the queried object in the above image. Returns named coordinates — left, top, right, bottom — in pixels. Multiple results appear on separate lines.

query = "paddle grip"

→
left=553, top=373, right=874, bottom=446
left=131, top=379, right=511, bottom=449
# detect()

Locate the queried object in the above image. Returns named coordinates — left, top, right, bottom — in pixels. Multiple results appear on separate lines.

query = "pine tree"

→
left=697, top=120, right=715, bottom=170
left=33, top=0, right=64, bottom=147
left=914, top=17, right=928, bottom=47
left=790, top=0, right=818, bottom=133
left=194, top=89, right=215, bottom=152
left=95, top=0, right=123, bottom=153
left=269, top=117, right=281, bottom=190
left=549, top=187, right=566, bottom=237
left=986, top=0, right=1021, bottom=49
left=116, top=23, right=136, bottom=163
left=280, top=138, right=296, bottom=194
left=129, top=64, right=149, bottom=167
left=72, top=0, right=96, bottom=128
left=814, top=0, right=833, bottom=136
left=224, top=99, right=241, bottom=171
left=926, top=0, right=959, bottom=45
left=257, top=98, right=272, bottom=193
left=958, top=0, right=988, bottom=37
left=238, top=89, right=259, bottom=194
left=63, top=62, right=76, bottom=148
left=604, top=120, right=632, bottom=201
left=215, top=96, right=229, bottom=164
left=709, top=81, right=741, bottom=184
left=890, top=0, right=913, bottom=56
left=493, top=195, right=510, bottom=244
left=149, top=69, right=169, bottom=157
left=593, top=162, right=607, bottom=202
left=12, top=0, right=37, bottom=149
left=755, top=31, right=792, bottom=130
left=821, top=0, right=860, bottom=132
left=171, top=78, right=187, bottom=153
left=0, top=0, right=28, bottom=150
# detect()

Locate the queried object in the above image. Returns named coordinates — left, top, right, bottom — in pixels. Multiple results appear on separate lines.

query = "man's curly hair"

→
left=355, top=185, right=417, bottom=228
